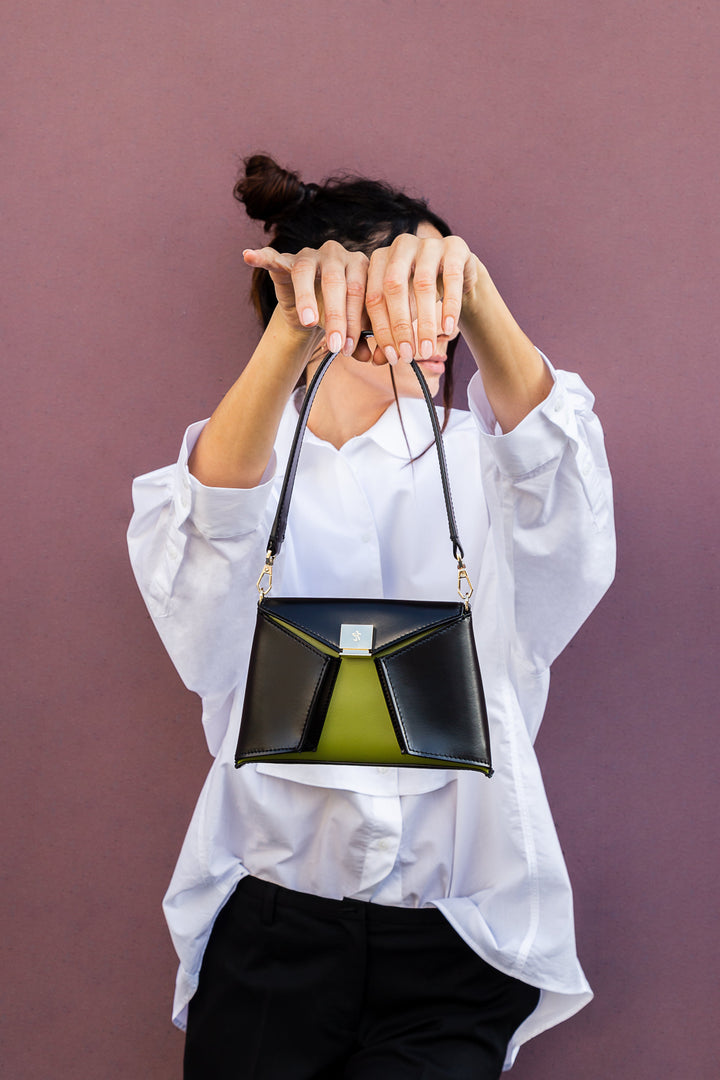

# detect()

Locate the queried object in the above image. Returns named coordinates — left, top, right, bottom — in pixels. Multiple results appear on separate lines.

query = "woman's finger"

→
left=318, top=241, right=353, bottom=353
left=439, top=236, right=471, bottom=339
left=412, top=237, right=445, bottom=359
left=244, top=246, right=322, bottom=328
left=379, top=235, right=421, bottom=363
left=242, top=247, right=293, bottom=271
left=342, top=251, right=370, bottom=357
left=365, top=247, right=399, bottom=364
left=288, top=249, right=323, bottom=328
left=243, top=247, right=302, bottom=324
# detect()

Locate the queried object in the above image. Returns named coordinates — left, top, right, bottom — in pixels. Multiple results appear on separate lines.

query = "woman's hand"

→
left=243, top=242, right=371, bottom=360
left=364, top=231, right=479, bottom=365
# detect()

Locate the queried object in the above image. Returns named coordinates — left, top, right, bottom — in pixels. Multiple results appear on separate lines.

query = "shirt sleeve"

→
left=467, top=355, right=616, bottom=671
left=127, top=420, right=279, bottom=745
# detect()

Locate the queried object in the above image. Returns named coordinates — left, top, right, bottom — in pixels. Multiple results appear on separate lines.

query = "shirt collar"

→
left=282, top=390, right=443, bottom=461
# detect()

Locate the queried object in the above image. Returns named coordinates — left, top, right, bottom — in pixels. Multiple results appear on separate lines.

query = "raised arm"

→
left=458, top=260, right=554, bottom=432
left=188, top=308, right=319, bottom=489
left=188, top=241, right=371, bottom=488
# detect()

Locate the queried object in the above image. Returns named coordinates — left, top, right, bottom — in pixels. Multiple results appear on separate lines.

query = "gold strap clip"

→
left=457, top=561, right=474, bottom=608
left=257, top=552, right=275, bottom=599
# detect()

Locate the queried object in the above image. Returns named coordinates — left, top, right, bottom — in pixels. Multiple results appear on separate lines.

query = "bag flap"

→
left=260, top=597, right=465, bottom=652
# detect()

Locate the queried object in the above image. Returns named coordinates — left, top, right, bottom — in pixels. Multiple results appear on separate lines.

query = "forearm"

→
left=459, top=260, right=553, bottom=433
left=189, top=309, right=322, bottom=488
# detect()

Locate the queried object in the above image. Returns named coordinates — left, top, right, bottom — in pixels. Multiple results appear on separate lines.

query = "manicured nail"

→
left=301, top=308, right=316, bottom=326
left=343, top=337, right=355, bottom=356
left=420, top=339, right=433, bottom=359
left=385, top=345, right=398, bottom=365
left=399, top=342, right=414, bottom=363
left=443, top=317, right=454, bottom=336
left=328, top=332, right=343, bottom=353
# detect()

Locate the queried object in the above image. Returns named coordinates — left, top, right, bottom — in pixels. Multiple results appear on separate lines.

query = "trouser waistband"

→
left=237, top=874, right=445, bottom=924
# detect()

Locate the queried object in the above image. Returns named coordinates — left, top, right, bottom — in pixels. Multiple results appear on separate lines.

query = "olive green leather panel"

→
left=261, top=656, right=404, bottom=764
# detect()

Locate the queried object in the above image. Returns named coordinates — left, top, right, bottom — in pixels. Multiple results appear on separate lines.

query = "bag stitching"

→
left=262, top=603, right=461, bottom=653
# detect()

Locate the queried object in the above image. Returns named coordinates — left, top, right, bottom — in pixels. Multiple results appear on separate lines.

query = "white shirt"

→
left=127, top=360, right=615, bottom=1070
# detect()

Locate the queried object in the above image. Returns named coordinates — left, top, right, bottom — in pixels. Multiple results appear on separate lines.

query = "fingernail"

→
left=420, top=340, right=433, bottom=359
left=343, top=337, right=355, bottom=356
left=301, top=308, right=316, bottom=326
left=385, top=345, right=398, bottom=365
left=328, top=332, right=343, bottom=353
left=399, top=342, right=414, bottom=363
left=443, top=317, right=454, bottom=336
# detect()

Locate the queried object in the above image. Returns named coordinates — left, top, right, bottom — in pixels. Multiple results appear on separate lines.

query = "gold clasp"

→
left=257, top=552, right=274, bottom=599
left=457, top=561, right=474, bottom=608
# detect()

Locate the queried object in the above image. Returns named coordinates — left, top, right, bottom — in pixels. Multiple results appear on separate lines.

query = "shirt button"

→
left=377, top=838, right=389, bottom=851
left=377, top=766, right=389, bottom=774
left=361, top=532, right=372, bottom=544
left=553, top=394, right=564, bottom=413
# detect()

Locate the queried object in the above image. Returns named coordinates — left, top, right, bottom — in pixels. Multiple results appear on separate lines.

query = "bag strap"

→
left=257, top=333, right=473, bottom=605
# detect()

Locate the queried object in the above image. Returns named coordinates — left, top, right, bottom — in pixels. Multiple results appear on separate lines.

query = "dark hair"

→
left=234, top=154, right=458, bottom=419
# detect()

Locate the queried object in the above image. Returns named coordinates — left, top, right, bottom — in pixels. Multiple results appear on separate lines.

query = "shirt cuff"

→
left=467, top=353, right=589, bottom=479
left=172, top=420, right=278, bottom=539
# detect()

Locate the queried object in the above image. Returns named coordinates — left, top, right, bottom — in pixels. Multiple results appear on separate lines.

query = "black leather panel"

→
left=377, top=615, right=492, bottom=771
left=260, top=597, right=464, bottom=652
left=236, top=610, right=340, bottom=757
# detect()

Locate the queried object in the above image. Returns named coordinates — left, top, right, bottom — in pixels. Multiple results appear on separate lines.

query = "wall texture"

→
left=4, top=2, right=718, bottom=1076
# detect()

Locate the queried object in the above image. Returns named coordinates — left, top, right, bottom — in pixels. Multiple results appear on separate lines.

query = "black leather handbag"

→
left=235, top=341, right=492, bottom=776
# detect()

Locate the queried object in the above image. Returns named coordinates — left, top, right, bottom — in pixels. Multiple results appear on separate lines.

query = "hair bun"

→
left=234, top=154, right=309, bottom=229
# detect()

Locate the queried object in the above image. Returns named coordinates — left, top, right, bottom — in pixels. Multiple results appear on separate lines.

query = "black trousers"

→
left=184, top=876, right=540, bottom=1080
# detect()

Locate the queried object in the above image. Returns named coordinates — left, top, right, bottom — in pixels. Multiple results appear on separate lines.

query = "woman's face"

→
left=332, top=222, right=460, bottom=405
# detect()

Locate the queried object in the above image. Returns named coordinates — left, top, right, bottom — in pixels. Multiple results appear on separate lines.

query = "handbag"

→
left=235, top=338, right=493, bottom=776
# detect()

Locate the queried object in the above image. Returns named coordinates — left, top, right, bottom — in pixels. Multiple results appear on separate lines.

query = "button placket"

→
left=336, top=456, right=382, bottom=586
left=356, top=795, right=403, bottom=895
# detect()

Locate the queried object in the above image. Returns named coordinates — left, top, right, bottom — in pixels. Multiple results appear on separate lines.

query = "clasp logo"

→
left=339, top=624, right=374, bottom=655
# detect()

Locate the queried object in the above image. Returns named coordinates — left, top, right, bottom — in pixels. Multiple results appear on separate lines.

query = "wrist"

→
left=263, top=308, right=325, bottom=381
left=459, top=257, right=493, bottom=331
left=268, top=304, right=322, bottom=347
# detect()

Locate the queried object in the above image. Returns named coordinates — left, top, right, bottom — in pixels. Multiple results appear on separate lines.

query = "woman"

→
left=128, top=154, right=615, bottom=1078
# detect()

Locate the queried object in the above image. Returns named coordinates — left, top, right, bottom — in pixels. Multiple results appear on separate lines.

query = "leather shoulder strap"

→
left=267, top=335, right=465, bottom=563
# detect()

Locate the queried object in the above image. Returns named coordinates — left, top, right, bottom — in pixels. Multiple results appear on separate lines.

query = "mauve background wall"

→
left=3, top=2, right=717, bottom=1077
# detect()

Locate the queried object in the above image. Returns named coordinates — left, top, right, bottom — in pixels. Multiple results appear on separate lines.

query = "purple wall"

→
left=4, top=2, right=717, bottom=1076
